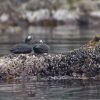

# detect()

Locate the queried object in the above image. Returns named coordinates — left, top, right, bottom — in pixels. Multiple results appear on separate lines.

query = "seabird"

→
left=33, top=40, right=49, bottom=54
left=10, top=35, right=32, bottom=54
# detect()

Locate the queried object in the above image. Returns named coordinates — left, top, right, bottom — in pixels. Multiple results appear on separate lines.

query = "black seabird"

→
left=33, top=40, right=49, bottom=54
left=10, top=35, right=32, bottom=54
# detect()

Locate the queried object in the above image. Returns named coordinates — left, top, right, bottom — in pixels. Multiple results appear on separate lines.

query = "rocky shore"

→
left=0, top=36, right=100, bottom=81
left=0, top=0, right=100, bottom=33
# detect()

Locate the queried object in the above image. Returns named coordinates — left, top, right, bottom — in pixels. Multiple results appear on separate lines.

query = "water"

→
left=0, top=25, right=98, bottom=56
left=0, top=79, right=100, bottom=100
left=0, top=25, right=100, bottom=100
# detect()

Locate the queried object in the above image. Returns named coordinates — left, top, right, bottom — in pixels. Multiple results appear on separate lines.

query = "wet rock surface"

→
left=0, top=36, right=100, bottom=80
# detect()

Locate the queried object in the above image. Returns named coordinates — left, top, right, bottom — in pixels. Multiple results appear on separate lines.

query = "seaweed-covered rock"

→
left=0, top=36, right=100, bottom=80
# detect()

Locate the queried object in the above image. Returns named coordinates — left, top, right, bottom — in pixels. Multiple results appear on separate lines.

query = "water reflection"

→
left=0, top=25, right=99, bottom=56
left=0, top=79, right=100, bottom=100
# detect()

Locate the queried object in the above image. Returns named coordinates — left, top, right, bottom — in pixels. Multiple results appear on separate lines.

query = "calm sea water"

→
left=0, top=79, right=100, bottom=100
left=0, top=25, right=98, bottom=56
left=0, top=25, right=100, bottom=100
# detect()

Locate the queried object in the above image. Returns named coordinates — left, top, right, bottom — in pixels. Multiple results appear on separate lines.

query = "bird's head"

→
left=39, top=40, right=43, bottom=43
left=25, top=35, right=32, bottom=44
left=27, top=35, right=32, bottom=39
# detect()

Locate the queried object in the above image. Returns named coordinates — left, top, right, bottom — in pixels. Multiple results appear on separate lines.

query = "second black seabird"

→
left=33, top=40, right=49, bottom=54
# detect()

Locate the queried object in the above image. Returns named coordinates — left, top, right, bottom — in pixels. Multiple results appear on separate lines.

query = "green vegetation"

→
left=66, top=0, right=80, bottom=9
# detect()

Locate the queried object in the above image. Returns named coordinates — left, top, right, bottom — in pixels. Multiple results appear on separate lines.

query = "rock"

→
left=0, top=13, right=9, bottom=22
left=90, top=11, right=100, bottom=18
left=53, top=9, right=79, bottom=21
left=0, top=36, right=100, bottom=81
left=25, top=9, right=51, bottom=22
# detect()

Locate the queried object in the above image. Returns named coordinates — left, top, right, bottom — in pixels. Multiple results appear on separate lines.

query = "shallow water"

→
left=0, top=79, right=100, bottom=100
left=0, top=25, right=100, bottom=100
